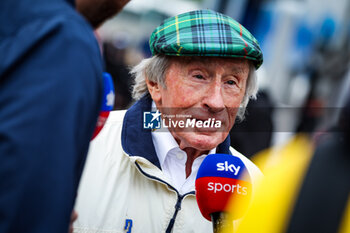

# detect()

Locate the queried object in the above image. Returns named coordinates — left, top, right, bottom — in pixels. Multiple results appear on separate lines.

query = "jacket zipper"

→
left=134, top=162, right=195, bottom=233
left=165, top=194, right=183, bottom=233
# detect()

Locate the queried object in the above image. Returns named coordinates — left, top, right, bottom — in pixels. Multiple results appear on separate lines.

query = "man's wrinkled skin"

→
left=146, top=57, right=250, bottom=177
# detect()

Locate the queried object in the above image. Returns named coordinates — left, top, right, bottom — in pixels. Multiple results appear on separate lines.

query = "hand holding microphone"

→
left=195, top=154, right=252, bottom=233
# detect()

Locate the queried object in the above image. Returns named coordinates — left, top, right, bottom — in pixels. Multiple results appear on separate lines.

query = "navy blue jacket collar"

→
left=121, top=95, right=231, bottom=170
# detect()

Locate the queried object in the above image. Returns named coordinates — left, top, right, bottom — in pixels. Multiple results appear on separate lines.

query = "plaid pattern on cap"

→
left=149, top=10, right=263, bottom=69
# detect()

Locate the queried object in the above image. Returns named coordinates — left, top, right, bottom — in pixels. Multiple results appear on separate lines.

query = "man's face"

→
left=148, top=57, right=250, bottom=152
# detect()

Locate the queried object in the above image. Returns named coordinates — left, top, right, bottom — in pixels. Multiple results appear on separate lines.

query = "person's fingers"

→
left=68, top=210, right=78, bottom=233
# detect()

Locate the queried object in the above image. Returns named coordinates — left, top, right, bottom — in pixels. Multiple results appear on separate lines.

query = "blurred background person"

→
left=229, top=91, right=274, bottom=159
left=0, top=0, right=129, bottom=232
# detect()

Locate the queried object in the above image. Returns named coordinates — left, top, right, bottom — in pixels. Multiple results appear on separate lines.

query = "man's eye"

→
left=194, top=74, right=204, bottom=79
left=226, top=80, right=236, bottom=85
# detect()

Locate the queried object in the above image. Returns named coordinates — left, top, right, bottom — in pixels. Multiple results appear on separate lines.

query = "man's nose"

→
left=203, top=82, right=225, bottom=113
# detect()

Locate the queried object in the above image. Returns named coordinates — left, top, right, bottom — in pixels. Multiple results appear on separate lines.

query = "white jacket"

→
left=73, top=96, right=263, bottom=233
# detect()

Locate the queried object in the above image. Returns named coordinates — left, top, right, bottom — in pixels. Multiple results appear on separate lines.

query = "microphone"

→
left=91, top=72, right=115, bottom=139
left=195, top=154, right=252, bottom=232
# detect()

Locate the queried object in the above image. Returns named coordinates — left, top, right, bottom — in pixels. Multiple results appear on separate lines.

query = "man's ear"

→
left=146, top=78, right=162, bottom=104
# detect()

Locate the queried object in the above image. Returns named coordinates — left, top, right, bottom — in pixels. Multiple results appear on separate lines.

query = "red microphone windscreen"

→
left=195, top=154, right=252, bottom=221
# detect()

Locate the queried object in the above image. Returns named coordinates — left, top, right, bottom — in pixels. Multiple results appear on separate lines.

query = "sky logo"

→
left=143, top=110, right=161, bottom=129
left=217, top=161, right=241, bottom=176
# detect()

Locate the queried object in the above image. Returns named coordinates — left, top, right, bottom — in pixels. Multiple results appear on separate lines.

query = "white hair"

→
left=131, top=55, right=258, bottom=121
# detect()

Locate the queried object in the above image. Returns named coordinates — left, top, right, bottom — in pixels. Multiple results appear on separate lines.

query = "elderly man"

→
left=74, top=9, right=263, bottom=233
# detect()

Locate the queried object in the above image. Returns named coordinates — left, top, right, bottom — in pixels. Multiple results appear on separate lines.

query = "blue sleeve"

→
left=0, top=14, right=103, bottom=233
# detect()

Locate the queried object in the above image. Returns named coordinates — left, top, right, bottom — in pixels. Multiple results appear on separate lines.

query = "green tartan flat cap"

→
left=149, top=9, right=263, bottom=69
